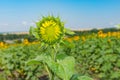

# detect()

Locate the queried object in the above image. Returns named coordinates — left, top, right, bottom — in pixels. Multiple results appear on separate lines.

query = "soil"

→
left=39, top=75, right=49, bottom=80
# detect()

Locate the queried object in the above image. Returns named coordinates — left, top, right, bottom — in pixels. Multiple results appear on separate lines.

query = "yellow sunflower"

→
left=37, top=16, right=64, bottom=44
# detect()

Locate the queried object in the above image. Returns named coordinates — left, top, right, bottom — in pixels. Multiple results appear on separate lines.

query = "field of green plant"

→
left=0, top=16, right=120, bottom=80
left=0, top=30, right=120, bottom=80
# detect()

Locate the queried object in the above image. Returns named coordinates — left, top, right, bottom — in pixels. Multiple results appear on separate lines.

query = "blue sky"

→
left=0, top=0, right=120, bottom=32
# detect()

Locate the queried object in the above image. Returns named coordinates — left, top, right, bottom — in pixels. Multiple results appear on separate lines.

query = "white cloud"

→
left=35, top=20, right=39, bottom=22
left=3, top=23, right=9, bottom=26
left=30, top=22, right=35, bottom=25
left=0, top=23, right=9, bottom=26
left=21, top=21, right=36, bottom=26
left=22, top=21, right=27, bottom=26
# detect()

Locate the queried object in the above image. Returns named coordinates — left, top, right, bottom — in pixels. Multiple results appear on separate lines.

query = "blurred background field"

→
left=0, top=28, right=120, bottom=80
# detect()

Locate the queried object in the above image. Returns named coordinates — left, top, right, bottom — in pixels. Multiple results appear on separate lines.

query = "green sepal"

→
left=29, top=26, right=40, bottom=39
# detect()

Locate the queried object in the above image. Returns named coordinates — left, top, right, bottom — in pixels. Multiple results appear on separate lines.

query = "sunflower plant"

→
left=28, top=16, right=75, bottom=80
left=28, top=15, right=93, bottom=80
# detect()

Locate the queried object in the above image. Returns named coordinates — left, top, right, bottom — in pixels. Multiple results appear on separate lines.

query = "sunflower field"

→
left=0, top=16, right=120, bottom=80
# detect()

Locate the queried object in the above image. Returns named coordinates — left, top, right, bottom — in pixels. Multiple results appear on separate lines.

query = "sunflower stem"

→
left=53, top=44, right=59, bottom=61
left=44, top=64, right=52, bottom=80
left=48, top=44, right=59, bottom=80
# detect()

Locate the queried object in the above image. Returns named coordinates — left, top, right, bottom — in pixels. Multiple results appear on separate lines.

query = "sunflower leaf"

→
left=65, top=28, right=75, bottom=35
left=29, top=26, right=40, bottom=39
left=78, top=76, right=93, bottom=80
left=46, top=56, right=75, bottom=80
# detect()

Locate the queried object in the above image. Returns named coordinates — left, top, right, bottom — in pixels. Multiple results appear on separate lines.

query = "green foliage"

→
left=0, top=44, right=43, bottom=80
left=27, top=52, right=75, bottom=80
left=78, top=76, right=93, bottom=80
left=62, top=37, right=120, bottom=80
left=70, top=74, right=93, bottom=80
left=1, top=35, right=120, bottom=80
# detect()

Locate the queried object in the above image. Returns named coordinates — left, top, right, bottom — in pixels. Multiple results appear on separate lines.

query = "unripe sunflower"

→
left=36, top=16, right=64, bottom=44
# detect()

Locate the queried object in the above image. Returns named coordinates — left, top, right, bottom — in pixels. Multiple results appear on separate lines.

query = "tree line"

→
left=0, top=27, right=119, bottom=42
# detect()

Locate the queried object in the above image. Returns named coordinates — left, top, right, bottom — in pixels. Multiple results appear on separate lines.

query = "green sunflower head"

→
left=35, top=16, right=64, bottom=44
